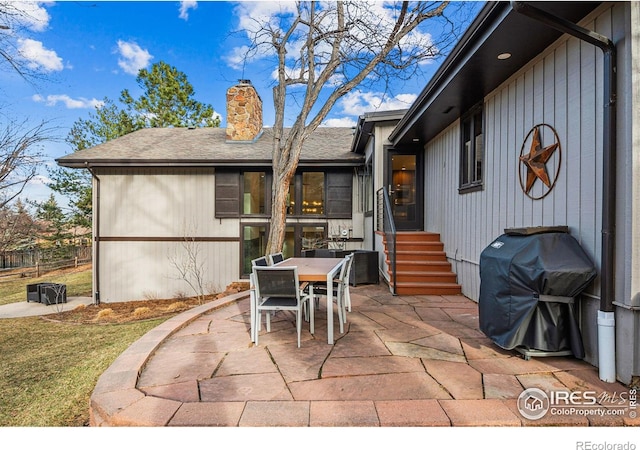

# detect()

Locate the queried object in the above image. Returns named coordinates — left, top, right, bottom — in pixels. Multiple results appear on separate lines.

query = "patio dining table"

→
left=275, top=257, right=345, bottom=345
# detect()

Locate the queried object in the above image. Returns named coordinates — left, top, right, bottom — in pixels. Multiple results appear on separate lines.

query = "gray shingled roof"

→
left=56, top=127, right=363, bottom=168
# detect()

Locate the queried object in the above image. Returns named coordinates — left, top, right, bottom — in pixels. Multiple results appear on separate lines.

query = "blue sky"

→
left=1, top=1, right=483, bottom=205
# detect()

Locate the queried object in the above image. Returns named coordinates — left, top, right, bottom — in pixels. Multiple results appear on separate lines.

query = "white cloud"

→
left=32, top=94, right=104, bottom=109
left=179, top=1, right=197, bottom=20
left=17, top=38, right=63, bottom=72
left=116, top=40, right=153, bottom=75
left=321, top=117, right=357, bottom=128
left=224, top=45, right=253, bottom=71
left=3, top=1, right=51, bottom=32
left=339, top=91, right=417, bottom=116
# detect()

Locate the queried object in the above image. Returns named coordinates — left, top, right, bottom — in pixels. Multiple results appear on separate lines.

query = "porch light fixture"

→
left=497, top=52, right=512, bottom=60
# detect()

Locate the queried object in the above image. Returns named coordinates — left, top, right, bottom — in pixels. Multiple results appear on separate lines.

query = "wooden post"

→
left=75, top=256, right=78, bottom=268
left=36, top=262, right=40, bottom=278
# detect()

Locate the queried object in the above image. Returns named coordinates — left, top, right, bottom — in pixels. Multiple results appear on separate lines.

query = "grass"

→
left=0, top=316, right=163, bottom=426
left=0, top=265, right=166, bottom=426
left=0, top=264, right=93, bottom=306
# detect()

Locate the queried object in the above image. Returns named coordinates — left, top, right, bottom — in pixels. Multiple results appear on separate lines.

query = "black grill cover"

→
left=479, top=228, right=596, bottom=358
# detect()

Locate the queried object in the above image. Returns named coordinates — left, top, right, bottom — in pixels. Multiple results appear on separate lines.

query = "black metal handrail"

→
left=376, top=187, right=397, bottom=295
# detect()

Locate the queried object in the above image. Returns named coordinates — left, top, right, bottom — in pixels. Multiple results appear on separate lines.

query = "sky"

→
left=0, top=0, right=483, bottom=206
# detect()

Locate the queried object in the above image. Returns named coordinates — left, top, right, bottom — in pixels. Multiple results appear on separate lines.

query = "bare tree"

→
left=168, top=223, right=207, bottom=304
left=239, top=1, right=465, bottom=254
left=0, top=118, right=53, bottom=210
left=0, top=1, right=50, bottom=84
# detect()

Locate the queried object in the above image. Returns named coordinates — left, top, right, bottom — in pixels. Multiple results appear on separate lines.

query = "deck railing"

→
left=376, top=187, right=397, bottom=295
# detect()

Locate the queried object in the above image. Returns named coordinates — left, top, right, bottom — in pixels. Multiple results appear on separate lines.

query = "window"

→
left=242, top=224, right=268, bottom=275
left=302, top=172, right=324, bottom=215
left=243, top=172, right=266, bottom=214
left=460, top=105, right=484, bottom=193
left=216, top=170, right=352, bottom=218
left=357, top=159, right=373, bottom=215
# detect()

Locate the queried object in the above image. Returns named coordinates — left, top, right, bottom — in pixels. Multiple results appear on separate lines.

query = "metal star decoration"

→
left=519, top=126, right=559, bottom=193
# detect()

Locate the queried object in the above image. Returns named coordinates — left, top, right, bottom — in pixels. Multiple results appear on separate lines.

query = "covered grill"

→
left=478, top=226, right=596, bottom=359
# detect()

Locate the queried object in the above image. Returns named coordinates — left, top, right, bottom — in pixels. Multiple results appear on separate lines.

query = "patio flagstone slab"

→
left=424, top=320, right=485, bottom=338
left=345, top=311, right=387, bottom=331
left=169, top=402, right=245, bottom=426
left=239, top=401, right=310, bottom=426
left=172, top=316, right=213, bottom=336
left=386, top=341, right=466, bottom=362
left=310, top=400, right=379, bottom=426
left=414, top=306, right=453, bottom=322
left=412, top=332, right=464, bottom=355
left=375, top=399, right=451, bottom=426
left=516, top=372, right=571, bottom=393
left=459, top=337, right=514, bottom=360
left=140, top=380, right=200, bottom=402
left=330, top=330, right=391, bottom=358
left=483, top=373, right=525, bottom=399
left=199, top=373, right=293, bottom=402
left=214, top=347, right=278, bottom=376
left=289, top=372, right=452, bottom=401
left=322, top=355, right=425, bottom=378
left=137, top=350, right=224, bottom=387
left=110, top=395, right=183, bottom=427
left=438, top=399, right=522, bottom=426
left=266, top=340, right=333, bottom=383
left=375, top=325, right=439, bottom=343
left=423, top=360, right=483, bottom=399
left=468, top=356, right=561, bottom=376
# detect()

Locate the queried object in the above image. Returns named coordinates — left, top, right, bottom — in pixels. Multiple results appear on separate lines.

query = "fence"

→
left=0, top=246, right=92, bottom=280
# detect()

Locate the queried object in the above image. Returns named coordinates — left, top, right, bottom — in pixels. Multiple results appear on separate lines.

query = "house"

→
left=57, top=81, right=365, bottom=303
left=57, top=1, right=639, bottom=385
left=352, top=1, right=639, bottom=385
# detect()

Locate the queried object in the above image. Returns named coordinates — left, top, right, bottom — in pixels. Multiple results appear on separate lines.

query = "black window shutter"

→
left=326, top=172, right=352, bottom=218
left=215, top=171, right=240, bottom=218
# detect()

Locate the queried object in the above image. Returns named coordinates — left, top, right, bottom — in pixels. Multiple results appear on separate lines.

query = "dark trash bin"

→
left=478, top=226, right=596, bottom=359
left=26, top=283, right=67, bottom=305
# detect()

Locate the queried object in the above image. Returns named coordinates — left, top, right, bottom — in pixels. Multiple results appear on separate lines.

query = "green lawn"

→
left=0, top=266, right=164, bottom=426
left=0, top=316, right=163, bottom=426
left=0, top=266, right=93, bottom=306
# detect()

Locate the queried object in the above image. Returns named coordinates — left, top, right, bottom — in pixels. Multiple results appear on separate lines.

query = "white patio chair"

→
left=309, top=253, right=354, bottom=333
left=268, top=252, right=284, bottom=265
left=252, top=266, right=313, bottom=348
left=251, top=256, right=269, bottom=267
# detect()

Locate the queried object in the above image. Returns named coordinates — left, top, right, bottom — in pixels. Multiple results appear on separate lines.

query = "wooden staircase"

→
left=383, top=231, right=462, bottom=296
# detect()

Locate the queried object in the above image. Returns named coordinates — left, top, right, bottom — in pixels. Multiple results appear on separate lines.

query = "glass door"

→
left=386, top=151, right=423, bottom=230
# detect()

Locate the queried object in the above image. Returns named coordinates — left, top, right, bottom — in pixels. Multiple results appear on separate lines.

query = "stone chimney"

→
left=226, top=80, right=263, bottom=142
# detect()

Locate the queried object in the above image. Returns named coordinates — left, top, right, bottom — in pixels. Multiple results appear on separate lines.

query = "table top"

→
left=276, top=257, right=344, bottom=282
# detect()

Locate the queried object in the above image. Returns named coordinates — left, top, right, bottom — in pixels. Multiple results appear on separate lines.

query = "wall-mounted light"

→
left=497, top=52, right=512, bottom=60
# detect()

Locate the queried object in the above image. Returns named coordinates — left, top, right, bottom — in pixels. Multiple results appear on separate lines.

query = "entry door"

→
left=386, top=151, right=423, bottom=231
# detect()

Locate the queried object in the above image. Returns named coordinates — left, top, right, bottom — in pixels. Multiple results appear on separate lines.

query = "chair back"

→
left=268, top=252, right=284, bottom=265
left=339, top=253, right=355, bottom=283
left=251, top=256, right=269, bottom=267
left=253, top=266, right=300, bottom=299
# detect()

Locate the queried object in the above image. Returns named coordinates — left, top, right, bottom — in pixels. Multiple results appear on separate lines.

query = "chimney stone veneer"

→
left=226, top=81, right=263, bottom=142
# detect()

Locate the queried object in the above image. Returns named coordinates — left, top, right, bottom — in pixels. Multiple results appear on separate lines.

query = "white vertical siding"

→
left=95, top=167, right=242, bottom=303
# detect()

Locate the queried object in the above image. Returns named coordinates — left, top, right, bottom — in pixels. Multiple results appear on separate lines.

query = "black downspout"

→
left=511, top=1, right=617, bottom=314
left=511, top=1, right=617, bottom=382
left=86, top=164, right=101, bottom=305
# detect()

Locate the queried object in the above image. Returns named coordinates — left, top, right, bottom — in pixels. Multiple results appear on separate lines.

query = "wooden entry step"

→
left=383, top=231, right=462, bottom=296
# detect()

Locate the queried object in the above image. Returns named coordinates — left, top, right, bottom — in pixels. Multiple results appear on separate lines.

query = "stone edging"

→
left=89, top=291, right=250, bottom=426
